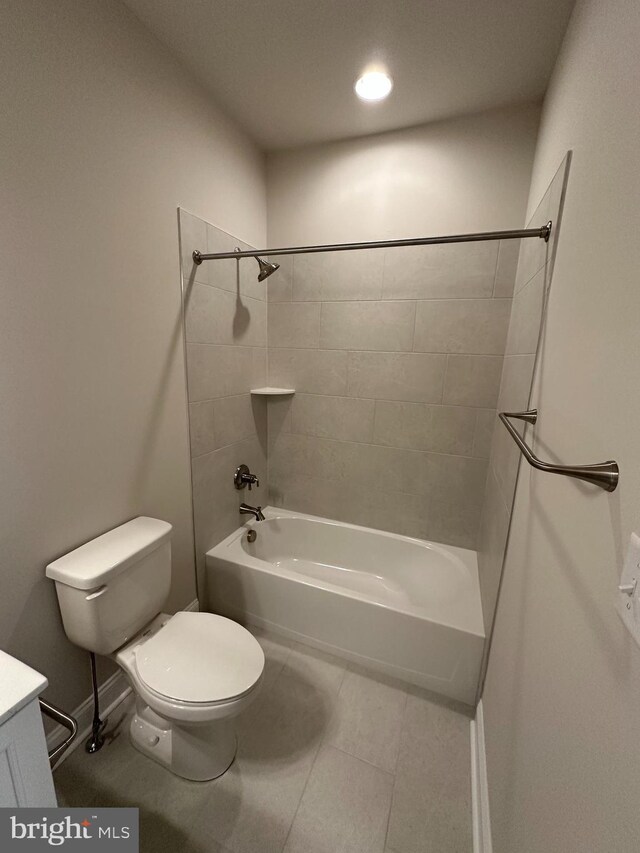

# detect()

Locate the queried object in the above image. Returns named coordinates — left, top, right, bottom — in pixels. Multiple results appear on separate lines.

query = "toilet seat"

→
left=133, top=611, right=264, bottom=705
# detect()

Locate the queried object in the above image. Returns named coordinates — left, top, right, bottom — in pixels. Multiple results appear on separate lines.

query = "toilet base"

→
left=129, top=703, right=237, bottom=781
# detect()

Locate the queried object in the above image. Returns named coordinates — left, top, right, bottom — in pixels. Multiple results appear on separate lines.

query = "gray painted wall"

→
left=0, top=0, right=266, bottom=713
left=482, top=0, right=640, bottom=849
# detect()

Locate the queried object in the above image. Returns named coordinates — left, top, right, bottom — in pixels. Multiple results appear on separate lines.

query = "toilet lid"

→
left=134, top=612, right=264, bottom=704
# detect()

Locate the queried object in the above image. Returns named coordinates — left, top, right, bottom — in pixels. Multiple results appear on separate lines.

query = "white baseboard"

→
left=48, top=598, right=201, bottom=769
left=471, top=699, right=493, bottom=853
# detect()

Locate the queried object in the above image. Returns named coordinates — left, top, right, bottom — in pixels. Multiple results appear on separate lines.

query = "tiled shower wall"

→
left=179, top=200, right=562, bottom=569
left=179, top=209, right=268, bottom=586
left=267, top=240, right=520, bottom=548
left=477, top=154, right=570, bottom=637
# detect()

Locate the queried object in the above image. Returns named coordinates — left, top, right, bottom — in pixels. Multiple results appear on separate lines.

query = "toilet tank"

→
left=46, top=517, right=173, bottom=655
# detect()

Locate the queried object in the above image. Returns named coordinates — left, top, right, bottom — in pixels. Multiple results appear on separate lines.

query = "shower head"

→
left=256, top=256, right=280, bottom=281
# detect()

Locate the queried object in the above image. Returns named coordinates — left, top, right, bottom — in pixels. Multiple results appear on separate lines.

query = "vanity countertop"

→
left=0, top=650, right=47, bottom=726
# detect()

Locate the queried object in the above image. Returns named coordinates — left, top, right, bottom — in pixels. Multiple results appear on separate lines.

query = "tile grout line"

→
left=317, top=301, right=324, bottom=349
left=189, top=375, right=504, bottom=411
left=345, top=350, right=352, bottom=397
left=323, top=742, right=398, bottom=779
left=276, top=293, right=503, bottom=303
left=269, top=296, right=514, bottom=306
left=188, top=277, right=267, bottom=304
left=190, top=433, right=260, bottom=462
left=514, top=256, right=546, bottom=295
left=410, top=298, right=418, bottom=353
left=196, top=343, right=506, bottom=356
left=472, top=408, right=482, bottom=458
left=319, top=662, right=408, bottom=778
left=186, top=626, right=291, bottom=853
left=289, top=391, right=498, bottom=412
left=442, top=353, right=450, bottom=404
left=212, top=342, right=508, bottom=355
left=381, top=689, right=410, bottom=852
left=268, top=432, right=491, bottom=462
left=278, top=662, right=348, bottom=853
left=278, top=739, right=319, bottom=853
left=276, top=428, right=480, bottom=460
left=490, top=240, right=502, bottom=298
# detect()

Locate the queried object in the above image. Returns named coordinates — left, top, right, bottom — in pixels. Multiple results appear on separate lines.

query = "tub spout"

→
left=240, top=503, right=265, bottom=522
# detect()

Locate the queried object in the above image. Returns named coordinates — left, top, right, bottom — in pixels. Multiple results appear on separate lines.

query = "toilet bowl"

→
left=116, top=611, right=264, bottom=780
left=45, top=516, right=265, bottom=781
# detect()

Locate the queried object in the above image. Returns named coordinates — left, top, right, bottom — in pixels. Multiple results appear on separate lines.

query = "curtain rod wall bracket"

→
left=191, top=222, right=553, bottom=265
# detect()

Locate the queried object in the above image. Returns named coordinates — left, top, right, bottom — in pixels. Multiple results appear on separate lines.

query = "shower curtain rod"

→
left=192, top=221, right=551, bottom=264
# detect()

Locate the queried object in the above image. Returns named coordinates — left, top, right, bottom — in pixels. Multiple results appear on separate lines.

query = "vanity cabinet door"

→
left=0, top=698, right=56, bottom=807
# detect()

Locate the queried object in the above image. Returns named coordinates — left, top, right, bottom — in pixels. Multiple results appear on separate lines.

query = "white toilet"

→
left=46, top=516, right=264, bottom=781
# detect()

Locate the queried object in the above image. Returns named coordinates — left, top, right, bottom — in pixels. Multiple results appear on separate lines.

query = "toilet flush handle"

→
left=85, top=585, right=107, bottom=601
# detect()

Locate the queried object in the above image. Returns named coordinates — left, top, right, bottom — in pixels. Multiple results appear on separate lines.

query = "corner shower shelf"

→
left=250, top=387, right=295, bottom=396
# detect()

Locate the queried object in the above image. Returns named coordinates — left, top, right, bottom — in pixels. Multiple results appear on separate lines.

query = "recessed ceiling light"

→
left=354, top=71, right=393, bottom=102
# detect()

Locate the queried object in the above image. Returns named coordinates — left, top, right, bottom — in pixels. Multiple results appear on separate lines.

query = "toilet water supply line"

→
left=86, top=651, right=106, bottom=753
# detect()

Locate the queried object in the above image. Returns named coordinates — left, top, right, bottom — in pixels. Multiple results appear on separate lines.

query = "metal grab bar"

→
left=499, top=409, right=619, bottom=492
left=40, top=699, right=78, bottom=765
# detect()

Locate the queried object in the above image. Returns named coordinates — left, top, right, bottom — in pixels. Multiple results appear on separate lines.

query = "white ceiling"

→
left=123, top=0, right=575, bottom=150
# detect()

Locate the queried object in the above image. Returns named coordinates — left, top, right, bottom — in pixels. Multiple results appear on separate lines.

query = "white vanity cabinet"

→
left=0, top=651, right=57, bottom=806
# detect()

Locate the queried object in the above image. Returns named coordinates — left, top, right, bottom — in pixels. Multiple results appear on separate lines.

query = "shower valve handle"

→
left=234, top=464, right=260, bottom=491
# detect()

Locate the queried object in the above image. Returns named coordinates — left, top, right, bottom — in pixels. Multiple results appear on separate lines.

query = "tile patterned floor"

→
left=54, top=628, right=473, bottom=853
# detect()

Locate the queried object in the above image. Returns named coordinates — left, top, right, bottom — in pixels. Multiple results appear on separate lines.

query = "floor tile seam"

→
left=81, top=739, right=139, bottom=796
left=170, top=790, right=237, bottom=853
left=320, top=725, right=400, bottom=777
left=397, top=728, right=469, bottom=761
left=293, top=647, right=349, bottom=691
left=264, top=651, right=347, bottom=852
left=334, top=660, right=348, bottom=695
left=278, top=725, right=328, bottom=853
left=315, top=663, right=350, bottom=759
left=395, top=689, right=418, bottom=751
left=322, top=678, right=409, bottom=777
left=258, top=638, right=295, bottom=693
left=389, top=723, right=470, bottom=823
left=384, top=766, right=445, bottom=853
left=325, top=743, right=397, bottom=780
left=383, top=761, right=418, bottom=853
left=382, top=783, right=394, bottom=853
left=181, top=773, right=233, bottom=835
left=391, top=695, right=462, bottom=788
left=267, top=639, right=295, bottom=673
left=389, top=690, right=410, bottom=777
left=260, top=659, right=294, bottom=708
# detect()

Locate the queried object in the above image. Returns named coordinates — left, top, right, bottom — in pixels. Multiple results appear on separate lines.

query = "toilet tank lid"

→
left=46, top=517, right=172, bottom=590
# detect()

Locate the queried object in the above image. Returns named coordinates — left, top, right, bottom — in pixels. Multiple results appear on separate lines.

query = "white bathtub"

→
left=205, top=507, right=485, bottom=704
